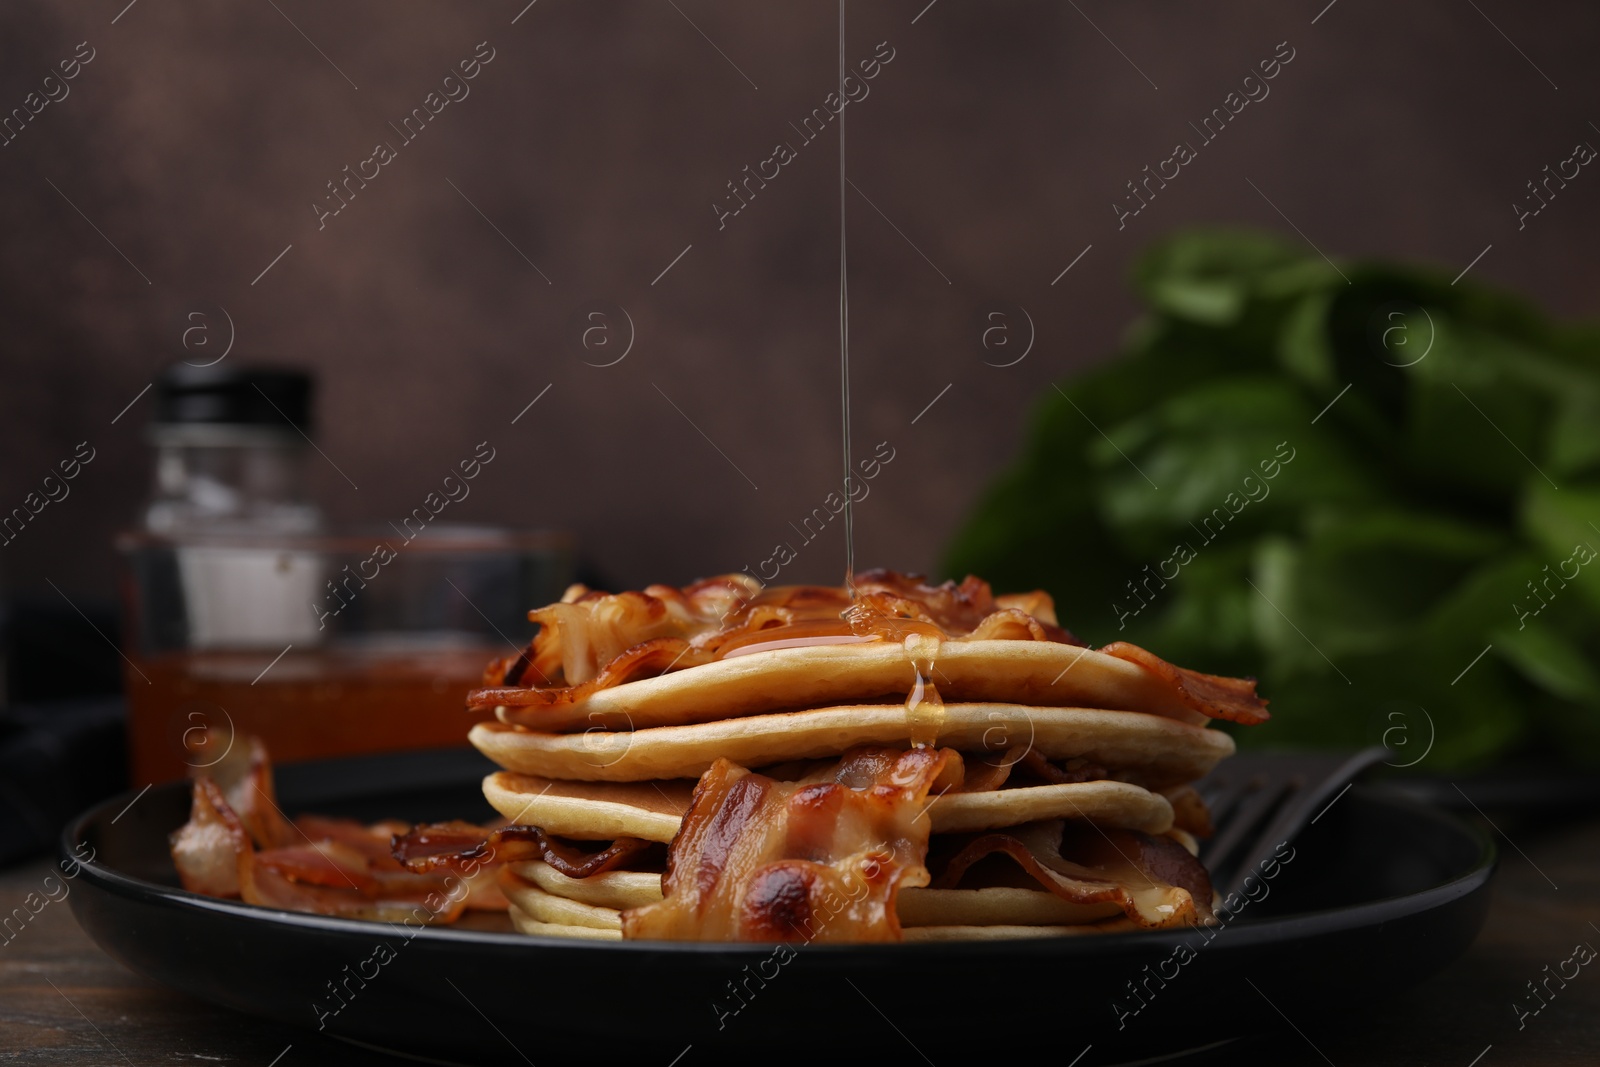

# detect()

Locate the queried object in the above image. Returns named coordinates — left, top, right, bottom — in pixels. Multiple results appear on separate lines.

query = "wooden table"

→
left=2, top=814, right=1597, bottom=1066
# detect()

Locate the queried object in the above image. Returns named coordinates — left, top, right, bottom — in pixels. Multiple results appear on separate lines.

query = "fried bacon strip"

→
left=479, top=570, right=1083, bottom=696
left=478, top=637, right=717, bottom=709
left=1098, top=642, right=1269, bottom=726
left=621, top=746, right=962, bottom=942
left=170, top=776, right=253, bottom=898
left=200, top=735, right=295, bottom=850
left=951, top=747, right=1024, bottom=793
left=930, top=820, right=1215, bottom=928
left=391, top=821, right=655, bottom=880
left=1017, top=750, right=1113, bottom=786
left=169, top=734, right=505, bottom=921
left=471, top=571, right=1268, bottom=729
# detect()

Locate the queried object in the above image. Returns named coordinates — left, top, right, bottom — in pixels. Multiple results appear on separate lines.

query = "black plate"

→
left=64, top=749, right=1495, bottom=1066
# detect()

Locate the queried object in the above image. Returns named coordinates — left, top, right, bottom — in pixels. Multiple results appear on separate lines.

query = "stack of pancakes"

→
left=466, top=571, right=1266, bottom=942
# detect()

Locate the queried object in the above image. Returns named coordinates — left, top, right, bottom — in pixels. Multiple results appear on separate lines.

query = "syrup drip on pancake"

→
left=843, top=592, right=947, bottom=747
left=902, top=633, right=945, bottom=747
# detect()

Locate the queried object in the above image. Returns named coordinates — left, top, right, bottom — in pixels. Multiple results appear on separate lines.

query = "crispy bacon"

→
left=477, top=570, right=1086, bottom=702
left=190, top=733, right=295, bottom=850
left=621, top=746, right=960, bottom=942
left=242, top=843, right=464, bottom=922
left=170, top=777, right=252, bottom=897
left=952, top=747, right=1023, bottom=793
left=294, top=814, right=412, bottom=865
left=1099, top=642, right=1269, bottom=725
left=169, top=783, right=490, bottom=921
left=256, top=842, right=380, bottom=892
left=503, top=577, right=757, bottom=690
left=1017, top=750, right=1113, bottom=786
left=930, top=820, right=1215, bottom=927
left=475, top=637, right=717, bottom=711
left=391, top=821, right=655, bottom=880
left=169, top=735, right=508, bottom=922
left=472, top=573, right=1269, bottom=732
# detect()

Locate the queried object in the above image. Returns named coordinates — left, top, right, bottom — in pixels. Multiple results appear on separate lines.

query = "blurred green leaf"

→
left=944, top=227, right=1600, bottom=769
left=1134, top=228, right=1340, bottom=325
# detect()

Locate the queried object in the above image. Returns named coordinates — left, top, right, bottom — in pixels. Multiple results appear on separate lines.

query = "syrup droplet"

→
left=842, top=593, right=947, bottom=748
left=902, top=631, right=945, bottom=748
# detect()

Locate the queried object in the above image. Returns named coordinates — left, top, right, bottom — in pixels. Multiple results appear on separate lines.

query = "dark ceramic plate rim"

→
left=61, top=777, right=1496, bottom=959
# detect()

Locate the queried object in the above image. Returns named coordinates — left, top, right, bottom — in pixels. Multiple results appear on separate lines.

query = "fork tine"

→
left=1203, top=775, right=1292, bottom=878
left=1197, top=774, right=1253, bottom=840
left=1217, top=748, right=1390, bottom=899
left=1196, top=778, right=1254, bottom=868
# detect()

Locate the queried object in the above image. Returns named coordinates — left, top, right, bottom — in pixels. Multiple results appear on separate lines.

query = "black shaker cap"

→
left=154, top=364, right=313, bottom=430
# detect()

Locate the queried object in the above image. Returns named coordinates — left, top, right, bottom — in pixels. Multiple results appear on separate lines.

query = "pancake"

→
left=504, top=867, right=1122, bottom=931
left=930, top=780, right=1173, bottom=835
left=483, top=770, right=1176, bottom=839
left=483, top=774, right=692, bottom=843
left=507, top=908, right=622, bottom=940
left=470, top=705, right=1233, bottom=787
left=504, top=911, right=1120, bottom=942
left=485, top=639, right=1218, bottom=731
left=500, top=871, right=623, bottom=930
left=509, top=860, right=664, bottom=909
left=462, top=573, right=1261, bottom=943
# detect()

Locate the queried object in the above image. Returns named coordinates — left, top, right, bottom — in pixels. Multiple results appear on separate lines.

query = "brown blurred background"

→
left=4, top=0, right=1599, bottom=609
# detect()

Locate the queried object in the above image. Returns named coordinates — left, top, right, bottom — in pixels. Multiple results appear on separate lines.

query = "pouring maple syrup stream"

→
left=834, top=0, right=944, bottom=748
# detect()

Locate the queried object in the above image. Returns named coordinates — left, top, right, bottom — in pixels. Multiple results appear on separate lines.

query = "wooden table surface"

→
left=2, top=812, right=1597, bottom=1066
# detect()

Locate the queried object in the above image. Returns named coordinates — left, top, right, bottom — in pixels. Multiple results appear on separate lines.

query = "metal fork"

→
left=1196, top=747, right=1389, bottom=902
